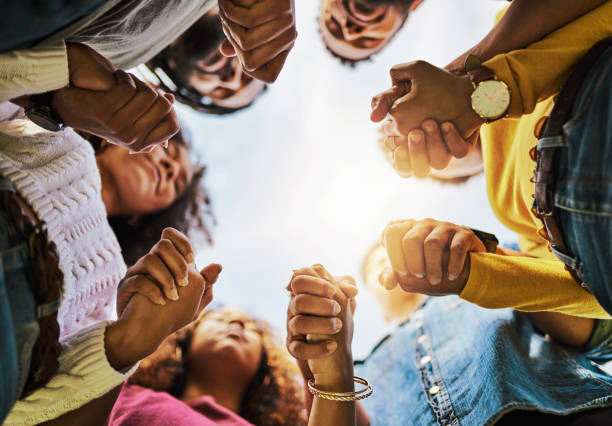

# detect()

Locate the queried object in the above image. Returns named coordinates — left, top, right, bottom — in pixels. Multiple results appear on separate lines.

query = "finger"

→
left=200, top=263, right=223, bottom=284
left=163, top=93, right=175, bottom=103
left=289, top=275, right=338, bottom=299
left=287, top=339, right=337, bottom=360
left=220, top=0, right=292, bottom=28
left=143, top=253, right=179, bottom=301
left=401, top=221, right=436, bottom=279
left=408, top=130, right=430, bottom=178
left=161, top=228, right=195, bottom=264
left=220, top=11, right=294, bottom=51
left=244, top=47, right=291, bottom=83
left=378, top=267, right=399, bottom=290
left=288, top=315, right=342, bottom=336
left=198, top=274, right=215, bottom=315
left=448, top=230, right=485, bottom=281
left=111, top=76, right=158, bottom=126
left=392, top=145, right=412, bottom=178
left=140, top=110, right=180, bottom=151
left=423, top=225, right=454, bottom=285
left=422, top=120, right=451, bottom=170
left=370, top=82, right=411, bottom=123
left=441, top=121, right=471, bottom=159
left=220, top=38, right=237, bottom=57
left=335, top=275, right=358, bottom=298
left=151, top=238, right=189, bottom=287
left=382, top=220, right=416, bottom=274
left=290, top=294, right=341, bottom=316
left=389, top=61, right=428, bottom=86
left=117, top=275, right=165, bottom=315
left=127, top=95, right=175, bottom=151
left=229, top=25, right=297, bottom=73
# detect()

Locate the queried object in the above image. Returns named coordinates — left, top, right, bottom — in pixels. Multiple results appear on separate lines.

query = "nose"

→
left=159, top=154, right=180, bottom=183
left=342, top=20, right=365, bottom=41
left=217, top=59, right=243, bottom=91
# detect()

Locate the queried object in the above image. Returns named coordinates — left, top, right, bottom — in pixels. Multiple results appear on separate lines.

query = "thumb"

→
left=370, top=82, right=411, bottom=122
left=200, top=263, right=223, bottom=285
left=68, top=47, right=116, bottom=91
left=389, top=61, right=428, bottom=86
left=220, top=39, right=237, bottom=57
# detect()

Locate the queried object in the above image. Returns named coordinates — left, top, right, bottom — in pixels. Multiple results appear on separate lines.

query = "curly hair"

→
left=129, top=311, right=308, bottom=425
left=105, top=126, right=214, bottom=266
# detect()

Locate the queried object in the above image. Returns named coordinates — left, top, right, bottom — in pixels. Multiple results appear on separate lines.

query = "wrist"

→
left=458, top=75, right=486, bottom=136
left=104, top=321, right=146, bottom=371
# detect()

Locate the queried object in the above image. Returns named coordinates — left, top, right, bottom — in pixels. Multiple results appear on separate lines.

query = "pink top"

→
left=109, top=384, right=254, bottom=426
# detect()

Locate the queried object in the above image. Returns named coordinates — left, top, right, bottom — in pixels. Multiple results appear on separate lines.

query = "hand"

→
left=218, top=0, right=297, bottom=83
left=286, top=264, right=357, bottom=388
left=371, top=60, right=484, bottom=141
left=380, top=118, right=479, bottom=178
left=106, top=262, right=222, bottom=371
left=52, top=43, right=179, bottom=152
left=116, top=228, right=196, bottom=315
left=380, top=219, right=486, bottom=295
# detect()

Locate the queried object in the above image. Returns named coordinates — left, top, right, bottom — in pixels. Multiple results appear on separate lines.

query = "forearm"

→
left=308, top=371, right=356, bottom=426
left=39, top=385, right=122, bottom=426
left=447, top=0, right=604, bottom=74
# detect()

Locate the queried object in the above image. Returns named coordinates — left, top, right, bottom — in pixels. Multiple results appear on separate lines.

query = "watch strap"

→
left=469, top=228, right=499, bottom=254
left=25, top=92, right=64, bottom=132
left=467, top=66, right=496, bottom=87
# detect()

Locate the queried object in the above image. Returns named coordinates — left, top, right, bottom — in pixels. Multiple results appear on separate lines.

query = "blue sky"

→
left=181, top=0, right=512, bottom=357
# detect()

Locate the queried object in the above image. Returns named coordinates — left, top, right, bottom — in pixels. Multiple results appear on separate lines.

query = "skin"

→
left=189, top=53, right=266, bottom=109
left=319, top=0, right=422, bottom=62
left=97, top=140, right=194, bottom=217
left=181, top=308, right=265, bottom=413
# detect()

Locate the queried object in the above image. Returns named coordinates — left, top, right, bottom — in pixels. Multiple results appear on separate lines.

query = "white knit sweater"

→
left=0, top=103, right=134, bottom=425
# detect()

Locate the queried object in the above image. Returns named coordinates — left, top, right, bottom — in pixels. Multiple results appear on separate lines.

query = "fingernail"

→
left=186, top=253, right=195, bottom=264
left=128, top=151, right=136, bottom=155
left=170, top=287, right=179, bottom=301
left=424, top=122, right=434, bottom=132
left=448, top=273, right=457, bottom=281
left=332, top=302, right=341, bottom=315
left=163, top=140, right=169, bottom=149
left=429, top=276, right=441, bottom=285
left=410, top=133, right=422, bottom=143
left=442, top=122, right=452, bottom=133
left=413, top=272, right=425, bottom=279
left=179, top=277, right=188, bottom=287
left=326, top=341, right=337, bottom=351
left=332, top=318, right=342, bottom=331
left=157, top=298, right=166, bottom=306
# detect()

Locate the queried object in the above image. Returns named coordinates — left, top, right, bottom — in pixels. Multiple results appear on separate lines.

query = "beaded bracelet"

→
left=307, top=376, right=373, bottom=401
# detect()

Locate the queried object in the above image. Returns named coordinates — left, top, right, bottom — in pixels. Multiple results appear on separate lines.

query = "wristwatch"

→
left=470, top=228, right=499, bottom=254
left=25, top=92, right=64, bottom=132
left=467, top=65, right=511, bottom=122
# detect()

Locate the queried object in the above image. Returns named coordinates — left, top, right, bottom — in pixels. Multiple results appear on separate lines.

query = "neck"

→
left=97, top=157, right=119, bottom=216
left=181, top=374, right=248, bottom=415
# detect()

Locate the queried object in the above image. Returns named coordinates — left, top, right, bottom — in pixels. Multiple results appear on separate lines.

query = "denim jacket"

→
left=355, top=296, right=612, bottom=426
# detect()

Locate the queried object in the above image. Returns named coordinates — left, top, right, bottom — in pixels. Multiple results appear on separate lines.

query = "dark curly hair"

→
left=129, top=310, right=308, bottom=425
left=104, top=127, right=213, bottom=266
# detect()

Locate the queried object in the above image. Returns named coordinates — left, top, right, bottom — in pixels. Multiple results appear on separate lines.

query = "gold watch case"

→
left=470, top=79, right=510, bottom=121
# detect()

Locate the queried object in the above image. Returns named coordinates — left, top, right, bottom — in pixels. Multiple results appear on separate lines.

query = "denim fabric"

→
left=0, top=200, right=39, bottom=423
left=552, top=45, right=612, bottom=315
left=0, top=1, right=106, bottom=51
left=354, top=296, right=612, bottom=426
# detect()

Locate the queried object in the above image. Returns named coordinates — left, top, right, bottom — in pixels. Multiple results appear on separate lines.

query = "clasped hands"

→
left=371, top=60, right=485, bottom=178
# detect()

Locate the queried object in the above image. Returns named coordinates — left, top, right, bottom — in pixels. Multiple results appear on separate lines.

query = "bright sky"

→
left=182, top=0, right=514, bottom=358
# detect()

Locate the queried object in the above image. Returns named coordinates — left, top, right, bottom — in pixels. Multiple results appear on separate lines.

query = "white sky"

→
left=182, top=0, right=513, bottom=358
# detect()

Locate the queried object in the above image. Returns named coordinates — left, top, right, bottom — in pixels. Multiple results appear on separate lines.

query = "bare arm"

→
left=446, top=0, right=605, bottom=74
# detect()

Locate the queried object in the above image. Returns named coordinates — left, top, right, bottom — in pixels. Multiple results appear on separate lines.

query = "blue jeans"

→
left=0, top=199, right=39, bottom=423
left=355, top=296, right=612, bottom=426
left=0, top=1, right=106, bottom=52
left=552, top=45, right=612, bottom=314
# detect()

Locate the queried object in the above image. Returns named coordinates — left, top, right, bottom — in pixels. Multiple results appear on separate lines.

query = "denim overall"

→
left=355, top=296, right=612, bottom=425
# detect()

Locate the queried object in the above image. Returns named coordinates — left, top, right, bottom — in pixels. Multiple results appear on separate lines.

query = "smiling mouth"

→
left=144, top=155, right=161, bottom=194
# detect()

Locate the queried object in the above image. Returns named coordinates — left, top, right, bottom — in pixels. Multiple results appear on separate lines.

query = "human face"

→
left=189, top=50, right=266, bottom=110
left=319, top=0, right=409, bottom=61
left=97, top=141, right=195, bottom=216
left=189, top=308, right=264, bottom=381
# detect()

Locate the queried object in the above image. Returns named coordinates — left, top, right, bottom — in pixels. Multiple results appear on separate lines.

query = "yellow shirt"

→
left=459, top=2, right=612, bottom=318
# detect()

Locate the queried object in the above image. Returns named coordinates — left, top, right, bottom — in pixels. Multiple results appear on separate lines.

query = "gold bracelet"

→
left=307, top=376, right=373, bottom=401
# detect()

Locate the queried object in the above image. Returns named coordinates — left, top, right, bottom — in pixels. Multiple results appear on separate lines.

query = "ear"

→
left=410, top=0, right=425, bottom=11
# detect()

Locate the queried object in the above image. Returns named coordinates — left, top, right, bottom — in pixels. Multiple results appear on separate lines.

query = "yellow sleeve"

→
left=460, top=252, right=611, bottom=319
left=483, top=0, right=612, bottom=117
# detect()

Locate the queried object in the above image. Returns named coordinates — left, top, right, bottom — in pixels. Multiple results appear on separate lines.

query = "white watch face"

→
left=471, top=80, right=510, bottom=120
